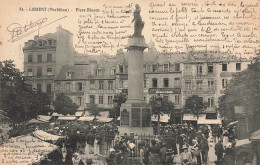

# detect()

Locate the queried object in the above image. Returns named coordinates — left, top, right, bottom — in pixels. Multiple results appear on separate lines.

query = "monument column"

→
left=118, top=4, right=153, bottom=136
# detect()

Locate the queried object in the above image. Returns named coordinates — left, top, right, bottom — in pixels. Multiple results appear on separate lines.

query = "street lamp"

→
left=113, top=96, right=119, bottom=122
left=155, top=97, right=162, bottom=135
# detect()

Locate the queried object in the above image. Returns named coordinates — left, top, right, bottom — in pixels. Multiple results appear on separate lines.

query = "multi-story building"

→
left=23, top=26, right=75, bottom=96
left=23, top=28, right=253, bottom=122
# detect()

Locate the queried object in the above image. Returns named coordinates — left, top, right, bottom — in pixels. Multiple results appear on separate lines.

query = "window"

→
left=66, top=72, right=72, bottom=79
left=108, top=96, right=113, bottom=104
left=142, top=109, right=151, bottom=127
left=48, top=40, right=52, bottom=45
left=28, top=69, right=33, bottom=76
left=208, top=65, right=213, bottom=73
left=56, top=83, right=61, bottom=91
left=175, top=95, right=180, bottom=105
left=185, top=80, right=192, bottom=89
left=163, top=64, right=169, bottom=72
left=78, top=97, right=82, bottom=106
left=119, top=65, right=124, bottom=73
left=38, top=40, right=43, bottom=46
left=37, top=54, right=42, bottom=62
left=37, top=67, right=42, bottom=76
left=47, top=84, right=51, bottom=94
left=66, top=83, right=71, bottom=91
left=28, top=54, right=33, bottom=62
left=208, top=97, right=214, bottom=107
left=236, top=63, right=241, bottom=71
left=175, top=63, right=180, bottom=71
left=185, top=65, right=192, bottom=75
left=90, top=80, right=95, bottom=89
left=197, top=65, right=203, bottom=75
left=222, top=64, right=227, bottom=71
left=47, top=54, right=52, bottom=62
left=208, top=80, right=214, bottom=89
left=97, top=68, right=102, bottom=75
left=77, top=83, right=83, bottom=91
left=108, top=81, right=113, bottom=89
left=196, top=80, right=203, bottom=90
left=111, top=67, right=116, bottom=75
left=119, top=80, right=124, bottom=88
left=47, top=68, right=52, bottom=75
left=152, top=64, right=158, bottom=72
left=99, top=81, right=104, bottom=89
left=222, top=79, right=228, bottom=88
left=152, top=78, right=157, bottom=88
left=174, top=78, right=181, bottom=87
left=164, top=78, right=169, bottom=87
left=99, top=96, right=103, bottom=104
left=143, top=64, right=147, bottom=72
left=144, top=80, right=147, bottom=88
left=90, top=95, right=95, bottom=104
left=37, top=84, right=42, bottom=93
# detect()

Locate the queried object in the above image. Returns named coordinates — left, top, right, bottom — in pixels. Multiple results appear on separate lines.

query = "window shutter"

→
left=82, top=82, right=85, bottom=91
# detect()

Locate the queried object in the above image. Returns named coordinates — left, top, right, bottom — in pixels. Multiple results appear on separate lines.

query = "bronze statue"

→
left=132, top=4, right=144, bottom=37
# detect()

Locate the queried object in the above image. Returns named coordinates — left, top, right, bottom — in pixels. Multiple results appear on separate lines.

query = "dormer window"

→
left=111, top=67, right=116, bottom=75
left=38, top=40, right=43, bottom=46
left=66, top=72, right=72, bottom=79
left=48, top=40, right=52, bottom=46
left=97, top=68, right=102, bottom=75
left=47, top=68, right=52, bottom=75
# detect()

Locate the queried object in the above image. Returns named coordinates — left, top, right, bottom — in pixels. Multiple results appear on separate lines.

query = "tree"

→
left=53, top=93, right=79, bottom=115
left=110, top=93, right=127, bottom=120
left=0, top=60, right=51, bottom=123
left=149, top=96, right=175, bottom=134
left=218, top=61, right=260, bottom=130
left=87, top=103, right=103, bottom=120
left=184, top=95, right=205, bottom=119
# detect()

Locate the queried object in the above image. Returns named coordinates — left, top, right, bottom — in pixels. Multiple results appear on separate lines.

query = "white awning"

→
left=151, top=115, right=170, bottom=123
left=235, top=139, right=251, bottom=147
left=197, top=115, right=222, bottom=124
left=28, top=118, right=46, bottom=124
left=33, top=130, right=65, bottom=142
left=75, top=111, right=83, bottom=117
left=78, top=116, right=94, bottom=121
left=0, top=135, right=57, bottom=165
left=100, top=111, right=110, bottom=117
left=52, top=112, right=63, bottom=117
left=97, top=117, right=114, bottom=123
left=57, top=116, right=76, bottom=120
left=117, top=116, right=120, bottom=120
left=37, top=115, right=51, bottom=122
left=183, top=114, right=198, bottom=121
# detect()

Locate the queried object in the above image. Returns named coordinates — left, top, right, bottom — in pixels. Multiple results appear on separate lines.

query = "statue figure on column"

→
left=132, top=4, right=144, bottom=37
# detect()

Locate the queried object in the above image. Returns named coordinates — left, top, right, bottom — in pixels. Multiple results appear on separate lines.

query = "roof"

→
left=56, top=65, right=91, bottom=80
left=151, top=114, right=170, bottom=123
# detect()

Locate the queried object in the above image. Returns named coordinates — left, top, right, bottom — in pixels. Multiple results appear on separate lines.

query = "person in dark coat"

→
left=215, top=139, right=224, bottom=164
left=159, top=143, right=167, bottom=164
left=222, top=143, right=235, bottom=165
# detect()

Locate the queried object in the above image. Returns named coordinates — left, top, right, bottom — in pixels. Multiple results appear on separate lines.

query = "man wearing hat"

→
left=106, top=148, right=116, bottom=165
left=159, top=143, right=167, bottom=164
left=165, top=149, right=174, bottom=165
left=215, top=139, right=224, bottom=164
left=149, top=139, right=159, bottom=165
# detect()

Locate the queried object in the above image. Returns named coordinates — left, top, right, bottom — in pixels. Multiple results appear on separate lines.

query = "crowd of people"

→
left=106, top=123, right=239, bottom=165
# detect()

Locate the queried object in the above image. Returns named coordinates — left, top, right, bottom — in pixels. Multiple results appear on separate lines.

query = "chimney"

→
left=89, top=60, right=97, bottom=76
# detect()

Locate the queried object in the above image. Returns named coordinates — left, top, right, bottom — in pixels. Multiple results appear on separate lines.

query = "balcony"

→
left=183, top=89, right=215, bottom=95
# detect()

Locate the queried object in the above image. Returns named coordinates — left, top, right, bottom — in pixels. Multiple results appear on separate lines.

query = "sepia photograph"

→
left=0, top=0, right=259, bottom=164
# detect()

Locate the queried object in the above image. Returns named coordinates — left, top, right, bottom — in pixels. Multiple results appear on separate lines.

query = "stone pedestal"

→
left=118, top=36, right=153, bottom=136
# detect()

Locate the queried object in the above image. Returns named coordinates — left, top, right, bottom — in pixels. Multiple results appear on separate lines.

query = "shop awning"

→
left=250, top=129, right=260, bottom=141
left=235, top=139, right=252, bottom=148
left=197, top=115, right=222, bottom=124
left=52, top=112, right=63, bottom=117
left=97, top=117, right=114, bottom=123
left=117, top=116, right=120, bottom=120
left=75, top=111, right=84, bottom=117
left=38, top=115, right=51, bottom=122
left=0, top=135, right=58, bottom=165
left=33, top=130, right=65, bottom=142
left=228, top=121, right=238, bottom=127
left=28, top=118, right=46, bottom=124
left=57, top=116, right=76, bottom=120
left=151, top=115, right=170, bottom=123
left=100, top=111, right=110, bottom=117
left=78, top=116, right=94, bottom=121
left=183, top=114, right=198, bottom=121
